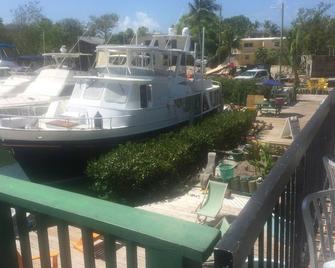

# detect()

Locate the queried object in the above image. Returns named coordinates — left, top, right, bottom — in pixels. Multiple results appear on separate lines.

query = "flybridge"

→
left=129, top=27, right=193, bottom=52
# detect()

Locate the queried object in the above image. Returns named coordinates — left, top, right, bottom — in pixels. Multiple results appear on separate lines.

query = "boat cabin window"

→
left=178, top=54, right=194, bottom=77
left=131, top=52, right=151, bottom=68
left=109, top=53, right=127, bottom=66
left=71, top=84, right=85, bottom=99
left=59, top=84, right=75, bottom=97
left=140, top=84, right=151, bottom=108
left=104, top=84, right=128, bottom=104
left=161, top=53, right=178, bottom=73
left=166, top=39, right=177, bottom=49
left=83, top=81, right=105, bottom=100
left=96, top=51, right=109, bottom=68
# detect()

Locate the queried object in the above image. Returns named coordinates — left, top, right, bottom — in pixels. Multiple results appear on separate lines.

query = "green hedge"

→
left=86, top=111, right=255, bottom=200
left=210, top=77, right=271, bottom=106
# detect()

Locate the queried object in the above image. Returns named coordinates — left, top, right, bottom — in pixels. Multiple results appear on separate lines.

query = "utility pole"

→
left=279, top=2, right=284, bottom=81
left=218, top=4, right=222, bottom=64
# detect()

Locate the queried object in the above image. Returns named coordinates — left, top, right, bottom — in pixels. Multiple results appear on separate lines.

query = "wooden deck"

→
left=15, top=184, right=249, bottom=267
left=257, top=94, right=327, bottom=146
left=16, top=224, right=146, bottom=268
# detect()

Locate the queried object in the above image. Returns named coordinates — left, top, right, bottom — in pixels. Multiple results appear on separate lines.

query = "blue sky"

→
left=1, top=0, right=334, bottom=32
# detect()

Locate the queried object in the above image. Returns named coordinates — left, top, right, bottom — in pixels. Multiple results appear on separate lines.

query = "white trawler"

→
left=0, top=28, right=221, bottom=178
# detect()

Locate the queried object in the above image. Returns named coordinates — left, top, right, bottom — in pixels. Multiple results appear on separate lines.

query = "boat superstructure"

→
left=0, top=52, right=93, bottom=116
left=0, top=29, right=221, bottom=178
left=0, top=67, right=11, bottom=84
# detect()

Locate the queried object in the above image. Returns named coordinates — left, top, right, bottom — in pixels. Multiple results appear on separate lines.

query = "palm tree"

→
left=188, top=0, right=220, bottom=15
left=186, top=0, right=220, bottom=54
left=285, top=26, right=303, bottom=102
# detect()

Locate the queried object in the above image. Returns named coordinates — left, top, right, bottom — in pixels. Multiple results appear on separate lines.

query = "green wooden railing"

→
left=0, top=175, right=220, bottom=268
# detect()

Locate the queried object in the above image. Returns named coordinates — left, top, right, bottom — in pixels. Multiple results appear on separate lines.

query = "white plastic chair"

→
left=323, top=156, right=335, bottom=189
left=302, top=190, right=335, bottom=268
left=199, top=152, right=216, bottom=189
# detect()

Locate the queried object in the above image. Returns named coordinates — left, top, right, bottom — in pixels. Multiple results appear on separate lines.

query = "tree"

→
left=55, top=19, right=84, bottom=49
left=293, top=2, right=333, bottom=55
left=187, top=0, right=219, bottom=35
left=263, top=20, right=280, bottom=37
left=182, top=0, right=220, bottom=59
left=255, top=48, right=268, bottom=65
left=11, top=0, right=44, bottom=25
left=89, top=13, right=119, bottom=43
left=0, top=18, right=11, bottom=43
left=218, top=16, right=257, bottom=62
left=137, top=26, right=149, bottom=38
left=110, top=28, right=134, bottom=44
left=283, top=26, right=304, bottom=102
left=255, top=48, right=279, bottom=65
left=8, top=1, right=46, bottom=54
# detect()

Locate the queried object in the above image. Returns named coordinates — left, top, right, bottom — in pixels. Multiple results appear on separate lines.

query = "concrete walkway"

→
left=257, top=94, right=327, bottom=145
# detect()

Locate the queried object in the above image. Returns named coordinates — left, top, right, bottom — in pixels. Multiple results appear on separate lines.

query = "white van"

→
left=234, top=69, right=270, bottom=81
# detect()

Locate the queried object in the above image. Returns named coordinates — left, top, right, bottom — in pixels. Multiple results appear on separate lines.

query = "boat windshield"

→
left=109, top=53, right=127, bottom=66
left=130, top=52, right=151, bottom=68
left=0, top=68, right=10, bottom=77
left=72, top=79, right=128, bottom=104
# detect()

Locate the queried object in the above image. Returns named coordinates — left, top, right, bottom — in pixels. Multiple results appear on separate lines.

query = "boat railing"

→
left=0, top=104, right=49, bottom=118
left=0, top=113, right=133, bottom=130
left=0, top=175, right=220, bottom=268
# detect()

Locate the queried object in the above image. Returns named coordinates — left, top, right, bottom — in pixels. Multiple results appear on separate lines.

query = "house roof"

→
left=241, top=37, right=286, bottom=41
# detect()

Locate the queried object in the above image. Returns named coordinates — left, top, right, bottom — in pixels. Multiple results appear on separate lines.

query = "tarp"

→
left=18, top=55, right=44, bottom=61
left=262, top=79, right=283, bottom=87
left=0, top=43, right=16, bottom=49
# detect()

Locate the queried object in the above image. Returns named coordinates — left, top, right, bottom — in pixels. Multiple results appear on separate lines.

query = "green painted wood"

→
left=57, top=222, right=72, bottom=268
left=0, top=203, right=19, bottom=268
left=16, top=208, right=33, bottom=268
left=126, top=241, right=137, bottom=268
left=103, top=234, right=117, bottom=268
left=82, top=228, right=96, bottom=268
left=36, top=214, right=52, bottom=268
left=0, top=175, right=220, bottom=263
left=146, top=248, right=182, bottom=268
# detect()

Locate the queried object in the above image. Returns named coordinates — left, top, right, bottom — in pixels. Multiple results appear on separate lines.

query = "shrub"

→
left=210, top=77, right=271, bottom=105
left=86, top=111, right=256, bottom=200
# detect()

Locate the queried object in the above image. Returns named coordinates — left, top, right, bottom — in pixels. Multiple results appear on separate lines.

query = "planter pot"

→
left=230, top=176, right=241, bottom=192
left=256, top=178, right=263, bottom=189
left=240, top=176, right=251, bottom=193
left=219, top=160, right=237, bottom=182
left=248, top=179, right=257, bottom=193
left=231, top=149, right=244, bottom=162
left=226, top=149, right=244, bottom=162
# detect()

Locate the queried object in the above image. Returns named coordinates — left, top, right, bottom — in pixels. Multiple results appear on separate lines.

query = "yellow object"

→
left=72, top=232, right=102, bottom=252
left=317, top=78, right=328, bottom=91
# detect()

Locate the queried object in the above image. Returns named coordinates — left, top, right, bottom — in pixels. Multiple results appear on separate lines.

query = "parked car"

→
left=234, top=69, right=270, bottom=81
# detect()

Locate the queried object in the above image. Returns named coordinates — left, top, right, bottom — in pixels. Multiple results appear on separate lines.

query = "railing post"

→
left=213, top=249, right=233, bottom=268
left=0, top=203, right=19, bottom=268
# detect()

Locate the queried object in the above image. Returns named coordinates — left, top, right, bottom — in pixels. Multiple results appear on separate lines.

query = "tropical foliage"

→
left=0, top=1, right=334, bottom=75
left=211, top=77, right=271, bottom=105
left=86, top=111, right=255, bottom=201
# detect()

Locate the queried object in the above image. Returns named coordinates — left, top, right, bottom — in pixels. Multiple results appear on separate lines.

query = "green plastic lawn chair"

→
left=196, top=180, right=228, bottom=222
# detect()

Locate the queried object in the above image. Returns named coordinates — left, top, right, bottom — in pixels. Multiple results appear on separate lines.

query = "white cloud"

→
left=117, top=11, right=160, bottom=32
